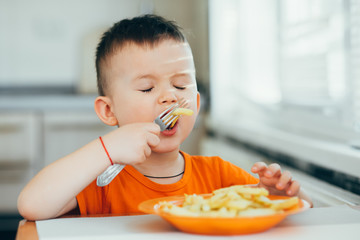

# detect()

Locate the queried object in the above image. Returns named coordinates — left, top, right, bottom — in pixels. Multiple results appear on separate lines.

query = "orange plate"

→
left=138, top=194, right=310, bottom=235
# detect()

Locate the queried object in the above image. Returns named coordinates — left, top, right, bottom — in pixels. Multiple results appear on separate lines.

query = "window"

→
left=209, top=0, right=360, bottom=177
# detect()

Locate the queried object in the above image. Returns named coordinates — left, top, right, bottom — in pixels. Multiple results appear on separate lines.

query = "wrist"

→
left=99, top=136, right=114, bottom=166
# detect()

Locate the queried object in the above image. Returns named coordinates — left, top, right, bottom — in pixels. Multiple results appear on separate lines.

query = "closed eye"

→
left=175, top=86, right=186, bottom=90
left=140, top=87, right=153, bottom=93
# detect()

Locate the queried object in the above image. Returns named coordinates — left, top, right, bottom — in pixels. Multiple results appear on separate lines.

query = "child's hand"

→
left=251, top=162, right=300, bottom=197
left=102, top=122, right=160, bottom=165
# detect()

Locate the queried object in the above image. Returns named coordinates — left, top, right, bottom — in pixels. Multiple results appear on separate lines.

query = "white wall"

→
left=0, top=0, right=136, bottom=86
left=0, top=0, right=209, bottom=93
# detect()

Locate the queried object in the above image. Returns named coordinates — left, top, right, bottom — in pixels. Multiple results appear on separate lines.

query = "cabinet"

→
left=43, top=111, right=113, bottom=166
left=0, top=108, right=112, bottom=212
left=0, top=112, right=41, bottom=212
left=0, top=112, right=40, bottom=180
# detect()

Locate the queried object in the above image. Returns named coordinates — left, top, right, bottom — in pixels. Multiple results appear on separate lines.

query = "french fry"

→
left=172, top=108, right=194, bottom=116
left=169, top=116, right=180, bottom=128
left=238, top=208, right=278, bottom=217
left=168, top=108, right=193, bottom=128
left=227, top=199, right=252, bottom=210
left=269, top=197, right=299, bottom=211
left=214, top=185, right=268, bottom=197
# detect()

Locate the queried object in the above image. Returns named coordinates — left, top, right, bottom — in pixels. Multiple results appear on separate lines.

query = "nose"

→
left=158, top=88, right=177, bottom=105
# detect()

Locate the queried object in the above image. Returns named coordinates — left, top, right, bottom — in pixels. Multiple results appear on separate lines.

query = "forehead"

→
left=105, top=40, right=195, bottom=81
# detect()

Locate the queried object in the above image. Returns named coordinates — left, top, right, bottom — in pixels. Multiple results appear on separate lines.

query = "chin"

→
left=152, top=140, right=182, bottom=153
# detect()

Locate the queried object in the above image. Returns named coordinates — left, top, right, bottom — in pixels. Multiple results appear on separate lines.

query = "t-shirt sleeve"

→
left=215, top=157, right=259, bottom=187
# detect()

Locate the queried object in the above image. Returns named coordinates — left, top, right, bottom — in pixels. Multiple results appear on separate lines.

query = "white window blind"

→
left=279, top=0, right=346, bottom=106
left=209, top=0, right=360, bottom=143
left=350, top=0, right=360, bottom=130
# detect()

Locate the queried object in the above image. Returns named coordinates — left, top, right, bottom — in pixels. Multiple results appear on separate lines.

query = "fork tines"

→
left=158, top=98, right=188, bottom=130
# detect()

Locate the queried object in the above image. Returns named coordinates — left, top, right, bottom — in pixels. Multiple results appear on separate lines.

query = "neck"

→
left=133, top=150, right=184, bottom=182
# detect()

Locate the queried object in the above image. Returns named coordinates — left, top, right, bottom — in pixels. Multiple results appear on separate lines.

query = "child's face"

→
left=103, top=39, right=199, bottom=153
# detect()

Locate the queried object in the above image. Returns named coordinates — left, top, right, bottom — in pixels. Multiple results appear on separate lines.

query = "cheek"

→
left=114, top=102, right=154, bottom=125
left=188, top=95, right=199, bottom=114
left=188, top=114, right=198, bottom=131
left=180, top=108, right=198, bottom=134
left=185, top=88, right=198, bottom=109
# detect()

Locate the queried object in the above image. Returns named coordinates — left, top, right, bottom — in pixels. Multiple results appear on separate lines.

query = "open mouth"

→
left=166, top=119, right=179, bottom=131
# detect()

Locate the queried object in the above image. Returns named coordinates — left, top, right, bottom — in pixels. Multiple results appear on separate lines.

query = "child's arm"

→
left=251, top=162, right=313, bottom=207
left=17, top=123, right=160, bottom=220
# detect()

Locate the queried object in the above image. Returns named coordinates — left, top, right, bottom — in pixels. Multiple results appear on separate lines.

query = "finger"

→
left=144, top=145, right=152, bottom=158
left=142, top=122, right=161, bottom=135
left=146, top=133, right=160, bottom=148
left=276, top=170, right=292, bottom=190
left=251, top=162, right=268, bottom=173
left=286, top=180, right=300, bottom=196
left=265, top=163, right=281, bottom=178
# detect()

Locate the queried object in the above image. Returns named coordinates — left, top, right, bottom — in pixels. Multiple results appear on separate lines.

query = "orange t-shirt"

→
left=76, top=151, right=259, bottom=215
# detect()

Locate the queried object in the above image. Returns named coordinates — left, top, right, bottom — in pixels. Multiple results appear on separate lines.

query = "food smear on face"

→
left=158, top=185, right=299, bottom=217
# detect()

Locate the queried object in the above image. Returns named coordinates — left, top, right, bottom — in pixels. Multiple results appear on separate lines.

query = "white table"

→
left=17, top=205, right=360, bottom=240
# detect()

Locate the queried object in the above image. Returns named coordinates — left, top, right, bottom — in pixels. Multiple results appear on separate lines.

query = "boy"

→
left=18, top=14, right=312, bottom=220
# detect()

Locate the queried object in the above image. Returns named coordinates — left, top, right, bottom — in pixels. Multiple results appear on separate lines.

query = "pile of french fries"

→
left=159, top=185, right=299, bottom=217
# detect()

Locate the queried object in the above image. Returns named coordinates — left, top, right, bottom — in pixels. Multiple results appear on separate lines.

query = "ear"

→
left=196, top=91, right=201, bottom=114
left=94, top=96, right=118, bottom=126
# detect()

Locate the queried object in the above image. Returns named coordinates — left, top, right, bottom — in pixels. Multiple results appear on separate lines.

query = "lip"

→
left=161, top=120, right=179, bottom=136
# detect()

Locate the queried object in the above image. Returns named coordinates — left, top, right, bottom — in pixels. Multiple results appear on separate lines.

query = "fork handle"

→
left=96, top=164, right=125, bottom=187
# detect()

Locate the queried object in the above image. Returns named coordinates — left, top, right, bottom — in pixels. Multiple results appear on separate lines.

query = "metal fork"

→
left=154, top=98, right=187, bottom=131
left=96, top=98, right=188, bottom=187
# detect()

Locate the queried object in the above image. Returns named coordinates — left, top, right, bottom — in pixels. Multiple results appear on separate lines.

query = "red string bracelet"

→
left=99, top=136, right=114, bottom=165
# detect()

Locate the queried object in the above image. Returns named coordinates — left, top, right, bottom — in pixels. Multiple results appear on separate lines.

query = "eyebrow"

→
left=133, top=71, right=195, bottom=82
left=133, top=74, right=155, bottom=82
left=168, top=70, right=195, bottom=79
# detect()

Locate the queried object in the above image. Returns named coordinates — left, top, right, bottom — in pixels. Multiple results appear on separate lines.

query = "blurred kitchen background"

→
left=1, top=0, right=360, bottom=239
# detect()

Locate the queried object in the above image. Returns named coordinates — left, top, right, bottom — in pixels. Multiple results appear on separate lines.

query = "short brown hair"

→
left=95, top=14, right=186, bottom=96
